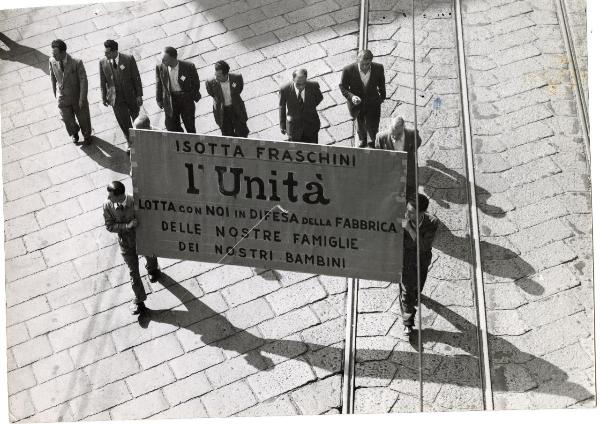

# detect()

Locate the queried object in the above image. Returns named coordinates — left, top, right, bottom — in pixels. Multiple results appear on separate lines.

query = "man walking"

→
left=279, top=68, right=323, bottom=143
left=400, top=193, right=439, bottom=337
left=376, top=115, right=422, bottom=200
left=155, top=46, right=201, bottom=133
left=205, top=60, right=249, bottom=138
left=339, top=49, right=386, bottom=148
left=99, top=39, right=143, bottom=154
left=103, top=181, right=161, bottom=315
left=49, top=39, right=92, bottom=145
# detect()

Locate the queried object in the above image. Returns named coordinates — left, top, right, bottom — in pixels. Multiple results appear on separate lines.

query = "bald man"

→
left=376, top=115, right=422, bottom=199
left=279, top=68, right=323, bottom=143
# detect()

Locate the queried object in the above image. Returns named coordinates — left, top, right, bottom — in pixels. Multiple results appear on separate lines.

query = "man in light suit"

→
left=279, top=68, right=323, bottom=143
left=155, top=46, right=200, bottom=133
left=100, top=39, right=143, bottom=153
left=339, top=49, right=386, bottom=148
left=376, top=115, right=422, bottom=199
left=49, top=39, right=92, bottom=145
left=205, top=60, right=249, bottom=138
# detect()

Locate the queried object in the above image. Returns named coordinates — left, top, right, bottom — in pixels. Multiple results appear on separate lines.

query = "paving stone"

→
left=134, top=332, right=184, bottom=369
left=110, top=390, right=170, bottom=420
left=4, top=213, right=41, bottom=241
left=12, top=334, right=53, bottom=367
left=69, top=381, right=132, bottom=421
left=487, top=309, right=529, bottom=336
left=8, top=390, right=35, bottom=422
left=67, top=334, right=117, bottom=369
left=354, top=387, right=398, bottom=414
left=30, top=369, right=92, bottom=412
left=83, top=349, right=141, bottom=389
left=201, top=380, right=257, bottom=417
left=225, top=297, right=275, bottom=329
left=222, top=273, right=280, bottom=307
left=6, top=323, right=30, bottom=348
left=124, top=363, right=175, bottom=398
left=169, top=345, right=225, bottom=379
left=31, top=350, right=75, bottom=385
left=259, top=306, right=320, bottom=339
left=247, top=358, right=316, bottom=402
left=7, top=366, right=37, bottom=396
left=205, top=352, right=266, bottom=388
left=151, top=398, right=208, bottom=419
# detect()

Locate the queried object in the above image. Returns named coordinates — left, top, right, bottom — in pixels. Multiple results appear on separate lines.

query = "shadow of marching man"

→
left=0, top=32, right=49, bottom=75
left=138, top=272, right=592, bottom=407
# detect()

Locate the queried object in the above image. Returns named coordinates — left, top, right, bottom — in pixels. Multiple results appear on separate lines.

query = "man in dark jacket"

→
left=100, top=39, right=143, bottom=152
left=155, top=46, right=201, bottom=133
left=49, top=39, right=92, bottom=145
left=279, top=68, right=323, bottom=143
left=401, top=193, right=439, bottom=337
left=376, top=115, right=422, bottom=199
left=339, top=49, right=386, bottom=148
left=206, top=60, right=249, bottom=138
left=103, top=181, right=161, bottom=315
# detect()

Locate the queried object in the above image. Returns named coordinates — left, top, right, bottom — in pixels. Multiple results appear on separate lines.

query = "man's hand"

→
left=280, top=128, right=286, bottom=135
left=126, top=218, right=138, bottom=230
left=351, top=95, right=361, bottom=105
left=136, top=96, right=143, bottom=107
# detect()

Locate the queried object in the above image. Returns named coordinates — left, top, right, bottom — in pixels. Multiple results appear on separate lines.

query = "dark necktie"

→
left=112, top=59, right=117, bottom=69
left=116, top=204, right=124, bottom=211
left=297, top=89, right=304, bottom=108
left=59, top=60, right=64, bottom=72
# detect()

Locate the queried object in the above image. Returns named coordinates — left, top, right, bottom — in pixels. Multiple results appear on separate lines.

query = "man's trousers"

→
left=59, top=101, right=92, bottom=139
left=112, top=100, right=140, bottom=145
left=400, top=252, right=432, bottom=327
left=121, top=249, right=158, bottom=304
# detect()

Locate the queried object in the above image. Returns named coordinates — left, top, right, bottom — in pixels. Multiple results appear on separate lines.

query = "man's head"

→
left=51, top=39, right=67, bottom=61
left=357, top=49, right=373, bottom=73
left=406, top=193, right=430, bottom=224
left=161, top=46, right=178, bottom=67
left=133, top=114, right=151, bottom=130
left=214, top=60, right=230, bottom=82
left=103, top=39, right=119, bottom=60
left=107, top=181, right=126, bottom=203
left=292, top=68, right=308, bottom=90
left=390, top=115, right=405, bottom=139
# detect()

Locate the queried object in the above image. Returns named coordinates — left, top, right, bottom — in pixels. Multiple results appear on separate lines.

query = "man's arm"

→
left=99, top=61, right=107, bottom=104
left=237, top=73, right=244, bottom=93
left=155, top=65, right=163, bottom=108
left=190, top=62, right=201, bottom=102
left=77, top=59, right=88, bottom=105
left=49, top=61, right=57, bottom=98
left=420, top=217, right=439, bottom=251
left=338, top=67, right=356, bottom=102
left=279, top=86, right=287, bottom=133
left=130, top=55, right=143, bottom=98
left=314, top=82, right=323, bottom=107
left=378, top=64, right=386, bottom=101
left=103, top=205, right=128, bottom=233
left=205, top=79, right=214, bottom=98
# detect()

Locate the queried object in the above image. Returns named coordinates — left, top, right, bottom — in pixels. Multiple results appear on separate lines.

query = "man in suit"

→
left=279, top=68, right=323, bottom=143
left=155, top=46, right=201, bottom=133
left=205, top=60, right=249, bottom=138
left=103, top=181, right=161, bottom=315
left=49, top=39, right=92, bottom=145
left=376, top=115, right=422, bottom=199
left=99, top=39, right=143, bottom=153
left=339, top=49, right=386, bottom=148
left=400, top=193, right=439, bottom=338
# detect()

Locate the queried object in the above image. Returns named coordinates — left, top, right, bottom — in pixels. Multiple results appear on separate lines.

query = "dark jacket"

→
left=205, top=73, right=248, bottom=127
left=99, top=52, right=143, bottom=107
left=103, top=194, right=137, bottom=254
left=49, top=53, right=88, bottom=107
left=279, top=81, right=323, bottom=140
left=339, top=62, right=386, bottom=118
left=155, top=60, right=201, bottom=117
left=376, top=128, right=422, bottom=192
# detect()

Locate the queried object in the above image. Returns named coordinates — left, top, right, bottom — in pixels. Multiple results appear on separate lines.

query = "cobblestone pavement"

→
left=0, top=0, right=595, bottom=421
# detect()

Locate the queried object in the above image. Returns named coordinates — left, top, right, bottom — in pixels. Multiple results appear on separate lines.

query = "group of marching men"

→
left=49, top=39, right=439, bottom=336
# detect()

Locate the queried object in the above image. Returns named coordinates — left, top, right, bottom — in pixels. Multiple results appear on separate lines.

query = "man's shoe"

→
left=129, top=302, right=145, bottom=315
left=401, top=325, right=413, bottom=340
left=71, top=134, right=79, bottom=144
left=148, top=269, right=162, bottom=283
left=82, top=137, right=92, bottom=145
left=367, top=142, right=375, bottom=148
left=358, top=142, right=368, bottom=148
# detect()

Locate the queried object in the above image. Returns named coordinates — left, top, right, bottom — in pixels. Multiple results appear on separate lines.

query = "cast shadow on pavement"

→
left=0, top=32, right=49, bottom=75
left=80, top=136, right=130, bottom=175
left=138, top=272, right=592, bottom=405
left=422, top=159, right=507, bottom=217
left=433, top=220, right=544, bottom=296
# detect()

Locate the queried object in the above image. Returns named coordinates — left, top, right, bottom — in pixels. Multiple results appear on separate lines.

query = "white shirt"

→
left=293, top=85, right=305, bottom=102
left=391, top=131, right=405, bottom=150
left=54, top=56, right=68, bottom=96
left=220, top=76, right=232, bottom=106
left=114, top=198, right=127, bottom=210
left=168, top=62, right=182, bottom=92
left=359, top=65, right=371, bottom=87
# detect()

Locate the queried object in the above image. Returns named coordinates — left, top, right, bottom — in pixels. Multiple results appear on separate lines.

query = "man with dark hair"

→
left=339, top=49, right=386, bottom=148
left=49, top=39, right=92, bottom=145
left=205, top=60, right=249, bottom=138
left=103, top=181, right=161, bottom=315
left=279, top=68, right=323, bottom=143
left=155, top=46, right=201, bottom=133
left=376, top=115, right=422, bottom=200
left=99, top=39, right=143, bottom=154
left=400, top=193, right=439, bottom=337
